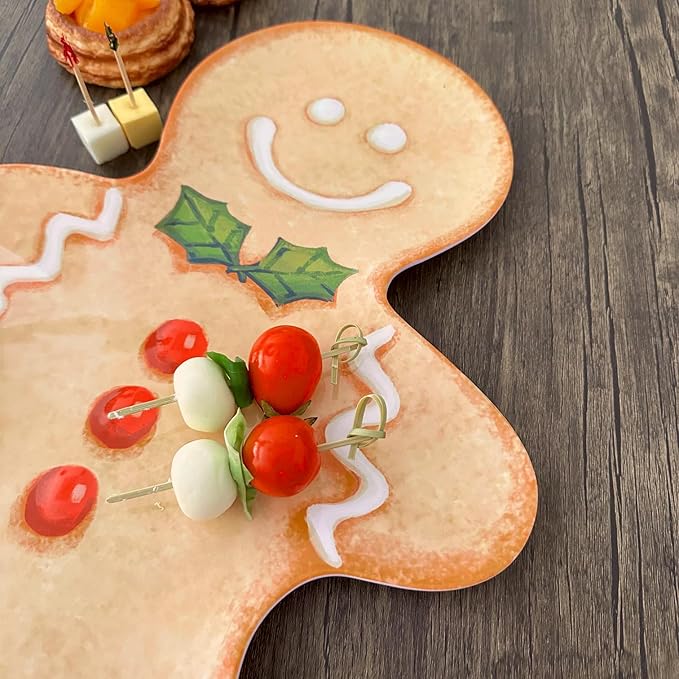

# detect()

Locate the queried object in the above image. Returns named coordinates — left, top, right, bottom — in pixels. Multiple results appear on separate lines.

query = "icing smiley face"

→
left=246, top=98, right=412, bottom=212
left=0, top=22, right=535, bottom=679
left=151, top=25, right=514, bottom=276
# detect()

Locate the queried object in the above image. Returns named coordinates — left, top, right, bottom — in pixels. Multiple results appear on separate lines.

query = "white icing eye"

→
left=367, top=123, right=407, bottom=154
left=307, top=98, right=345, bottom=125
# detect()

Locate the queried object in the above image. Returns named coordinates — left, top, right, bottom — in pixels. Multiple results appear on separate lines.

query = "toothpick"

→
left=114, top=52, right=136, bottom=107
left=318, top=393, right=387, bottom=460
left=105, top=24, right=136, bottom=108
left=106, top=480, right=173, bottom=504
left=73, top=66, right=100, bottom=123
left=106, top=393, right=388, bottom=510
left=108, top=324, right=368, bottom=421
left=61, top=36, right=100, bottom=125
left=107, top=393, right=176, bottom=420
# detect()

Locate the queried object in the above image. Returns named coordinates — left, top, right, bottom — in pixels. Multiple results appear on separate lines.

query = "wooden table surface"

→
left=2, top=1, right=678, bottom=677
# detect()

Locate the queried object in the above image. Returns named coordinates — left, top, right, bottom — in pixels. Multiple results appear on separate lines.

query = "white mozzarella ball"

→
left=170, top=439, right=237, bottom=520
left=173, top=357, right=236, bottom=432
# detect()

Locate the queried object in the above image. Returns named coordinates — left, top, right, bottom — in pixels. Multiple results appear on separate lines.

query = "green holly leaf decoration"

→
left=233, top=238, right=357, bottom=305
left=156, top=185, right=250, bottom=266
left=156, top=187, right=357, bottom=306
left=224, top=409, right=256, bottom=519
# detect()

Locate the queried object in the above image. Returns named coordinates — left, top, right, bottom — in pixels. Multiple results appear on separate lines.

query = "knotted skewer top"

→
left=321, top=324, right=368, bottom=385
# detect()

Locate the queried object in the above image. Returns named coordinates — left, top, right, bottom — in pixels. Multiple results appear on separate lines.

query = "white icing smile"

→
left=246, top=116, right=413, bottom=212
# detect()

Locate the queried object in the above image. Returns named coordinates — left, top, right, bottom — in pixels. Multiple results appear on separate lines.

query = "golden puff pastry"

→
left=45, top=0, right=195, bottom=87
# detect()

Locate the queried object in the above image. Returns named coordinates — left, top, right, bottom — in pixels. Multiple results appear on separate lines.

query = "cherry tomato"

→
left=24, top=465, right=98, bottom=537
left=88, top=386, right=158, bottom=449
left=143, top=319, right=208, bottom=374
left=242, top=416, right=321, bottom=497
left=248, top=326, right=322, bottom=415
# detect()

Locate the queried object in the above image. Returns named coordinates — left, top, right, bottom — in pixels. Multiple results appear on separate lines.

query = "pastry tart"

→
left=45, top=0, right=195, bottom=87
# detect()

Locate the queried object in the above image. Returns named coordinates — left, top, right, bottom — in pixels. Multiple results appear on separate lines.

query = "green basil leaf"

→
left=224, top=409, right=255, bottom=519
left=207, top=351, right=253, bottom=408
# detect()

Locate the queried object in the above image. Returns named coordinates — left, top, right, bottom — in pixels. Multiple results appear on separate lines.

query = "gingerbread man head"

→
left=0, top=23, right=535, bottom=678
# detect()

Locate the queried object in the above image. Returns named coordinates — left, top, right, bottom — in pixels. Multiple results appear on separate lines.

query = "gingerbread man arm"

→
left=306, top=314, right=538, bottom=591
left=0, top=166, right=121, bottom=318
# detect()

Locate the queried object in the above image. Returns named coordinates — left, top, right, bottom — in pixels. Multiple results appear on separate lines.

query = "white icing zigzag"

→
left=0, top=188, right=123, bottom=315
left=306, top=325, right=400, bottom=568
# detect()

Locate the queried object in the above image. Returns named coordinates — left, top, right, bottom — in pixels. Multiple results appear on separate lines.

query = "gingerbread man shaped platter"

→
left=0, top=22, right=537, bottom=678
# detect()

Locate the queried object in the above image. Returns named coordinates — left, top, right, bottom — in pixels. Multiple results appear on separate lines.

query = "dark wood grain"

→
left=2, top=0, right=678, bottom=677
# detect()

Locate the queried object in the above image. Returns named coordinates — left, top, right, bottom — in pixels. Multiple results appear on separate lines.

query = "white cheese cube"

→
left=71, top=104, right=129, bottom=165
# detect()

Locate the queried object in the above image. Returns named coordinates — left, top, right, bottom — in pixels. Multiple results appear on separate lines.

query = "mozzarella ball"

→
left=170, top=439, right=237, bottom=520
left=173, top=356, right=236, bottom=432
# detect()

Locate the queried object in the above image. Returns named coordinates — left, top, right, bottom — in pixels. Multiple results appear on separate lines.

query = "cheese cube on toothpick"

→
left=108, top=88, right=163, bottom=149
left=61, top=36, right=128, bottom=164
left=71, top=104, right=129, bottom=165
left=104, top=24, right=163, bottom=149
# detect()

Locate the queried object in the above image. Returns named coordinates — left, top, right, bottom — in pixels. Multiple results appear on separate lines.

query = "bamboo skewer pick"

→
left=105, top=394, right=388, bottom=505
left=60, top=36, right=100, bottom=125
left=105, top=24, right=136, bottom=108
left=107, top=325, right=368, bottom=422
left=107, top=481, right=173, bottom=504
left=321, top=324, right=367, bottom=386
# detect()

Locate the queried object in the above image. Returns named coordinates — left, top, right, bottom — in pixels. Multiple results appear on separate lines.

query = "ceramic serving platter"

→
left=0, top=22, right=537, bottom=678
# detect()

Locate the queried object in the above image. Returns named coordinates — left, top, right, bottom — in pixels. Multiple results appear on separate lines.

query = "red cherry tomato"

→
left=24, top=465, right=98, bottom=537
left=242, top=416, right=321, bottom=497
left=248, top=326, right=322, bottom=415
left=88, top=386, right=158, bottom=449
left=143, top=319, right=208, bottom=374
